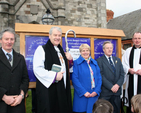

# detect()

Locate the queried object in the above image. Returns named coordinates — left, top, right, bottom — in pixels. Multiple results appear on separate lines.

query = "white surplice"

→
left=122, top=47, right=141, bottom=106
left=33, top=45, right=67, bottom=88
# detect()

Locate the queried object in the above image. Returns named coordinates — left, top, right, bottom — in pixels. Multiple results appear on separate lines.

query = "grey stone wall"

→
left=15, top=0, right=106, bottom=27
left=96, top=0, right=107, bottom=28
left=0, top=0, right=107, bottom=52
left=64, top=0, right=97, bottom=27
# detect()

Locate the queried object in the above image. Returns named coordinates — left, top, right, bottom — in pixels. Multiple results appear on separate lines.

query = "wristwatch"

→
left=19, top=94, right=24, bottom=99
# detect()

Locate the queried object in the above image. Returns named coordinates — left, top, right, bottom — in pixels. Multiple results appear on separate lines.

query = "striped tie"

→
left=109, top=57, right=116, bottom=74
left=7, top=53, right=12, bottom=62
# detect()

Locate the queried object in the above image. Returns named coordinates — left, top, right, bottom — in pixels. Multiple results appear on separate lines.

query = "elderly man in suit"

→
left=96, top=41, right=124, bottom=113
left=0, top=27, right=29, bottom=113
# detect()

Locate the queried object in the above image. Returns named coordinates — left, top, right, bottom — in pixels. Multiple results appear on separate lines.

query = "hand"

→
left=84, top=92, right=91, bottom=98
left=128, top=68, right=136, bottom=75
left=56, top=71, right=64, bottom=81
left=65, top=52, right=73, bottom=60
left=136, top=69, right=141, bottom=75
left=11, top=95, right=23, bottom=106
left=111, top=84, right=119, bottom=93
left=90, top=92, right=97, bottom=97
left=2, top=94, right=18, bottom=105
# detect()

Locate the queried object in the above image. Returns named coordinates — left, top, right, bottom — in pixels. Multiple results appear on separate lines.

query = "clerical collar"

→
left=133, top=45, right=141, bottom=49
left=54, top=46, right=60, bottom=53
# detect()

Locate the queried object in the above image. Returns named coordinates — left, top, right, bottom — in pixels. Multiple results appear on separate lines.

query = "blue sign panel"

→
left=62, top=37, right=90, bottom=60
left=25, top=36, right=49, bottom=82
left=94, top=39, right=117, bottom=59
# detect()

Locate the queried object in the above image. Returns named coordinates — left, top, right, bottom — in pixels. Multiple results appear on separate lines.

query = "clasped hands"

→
left=129, top=68, right=141, bottom=75
left=84, top=92, right=97, bottom=98
left=111, top=84, right=119, bottom=93
left=2, top=94, right=23, bottom=106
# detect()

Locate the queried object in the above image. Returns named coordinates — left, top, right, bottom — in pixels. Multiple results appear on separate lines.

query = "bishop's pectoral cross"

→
left=59, top=55, right=64, bottom=63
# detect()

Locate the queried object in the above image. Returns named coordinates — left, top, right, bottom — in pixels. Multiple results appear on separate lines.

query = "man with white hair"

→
left=33, top=26, right=73, bottom=113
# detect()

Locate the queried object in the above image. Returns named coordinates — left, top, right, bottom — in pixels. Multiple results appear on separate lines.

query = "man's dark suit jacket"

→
left=96, top=55, right=124, bottom=97
left=0, top=48, right=29, bottom=113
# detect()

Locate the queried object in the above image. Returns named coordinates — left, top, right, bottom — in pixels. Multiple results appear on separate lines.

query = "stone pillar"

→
left=9, top=5, right=15, bottom=29
left=0, top=0, right=9, bottom=31
left=96, top=0, right=107, bottom=28
left=0, top=0, right=18, bottom=51
left=50, top=0, right=65, bottom=25
left=57, top=0, right=65, bottom=25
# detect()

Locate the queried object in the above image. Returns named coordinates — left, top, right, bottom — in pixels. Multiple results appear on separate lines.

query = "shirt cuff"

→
left=69, top=59, right=73, bottom=68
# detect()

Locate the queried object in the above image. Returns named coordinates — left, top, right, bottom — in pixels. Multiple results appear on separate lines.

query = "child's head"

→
left=92, top=99, right=113, bottom=113
left=131, top=94, right=141, bottom=113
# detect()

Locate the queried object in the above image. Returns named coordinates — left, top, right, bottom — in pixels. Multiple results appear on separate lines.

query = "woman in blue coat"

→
left=72, top=44, right=102, bottom=113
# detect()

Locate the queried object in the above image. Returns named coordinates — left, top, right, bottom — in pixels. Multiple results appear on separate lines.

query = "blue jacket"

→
left=72, top=55, right=102, bottom=113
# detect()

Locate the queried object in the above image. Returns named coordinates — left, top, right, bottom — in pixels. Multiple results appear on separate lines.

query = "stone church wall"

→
left=0, top=0, right=107, bottom=52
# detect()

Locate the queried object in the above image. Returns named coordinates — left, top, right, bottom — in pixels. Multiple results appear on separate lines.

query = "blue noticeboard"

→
left=25, top=36, right=117, bottom=82
left=62, top=37, right=90, bottom=60
left=94, top=38, right=117, bottom=60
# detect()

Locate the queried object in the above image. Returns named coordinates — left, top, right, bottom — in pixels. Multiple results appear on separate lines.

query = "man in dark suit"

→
left=96, top=41, right=124, bottom=113
left=0, top=27, right=29, bottom=113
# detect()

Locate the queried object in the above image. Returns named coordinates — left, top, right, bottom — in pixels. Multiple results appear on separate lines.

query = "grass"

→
left=26, top=88, right=126, bottom=113
left=26, top=90, right=32, bottom=113
left=123, top=106, right=127, bottom=113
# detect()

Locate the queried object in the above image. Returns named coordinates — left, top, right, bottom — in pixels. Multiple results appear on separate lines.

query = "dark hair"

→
left=92, top=99, right=114, bottom=113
